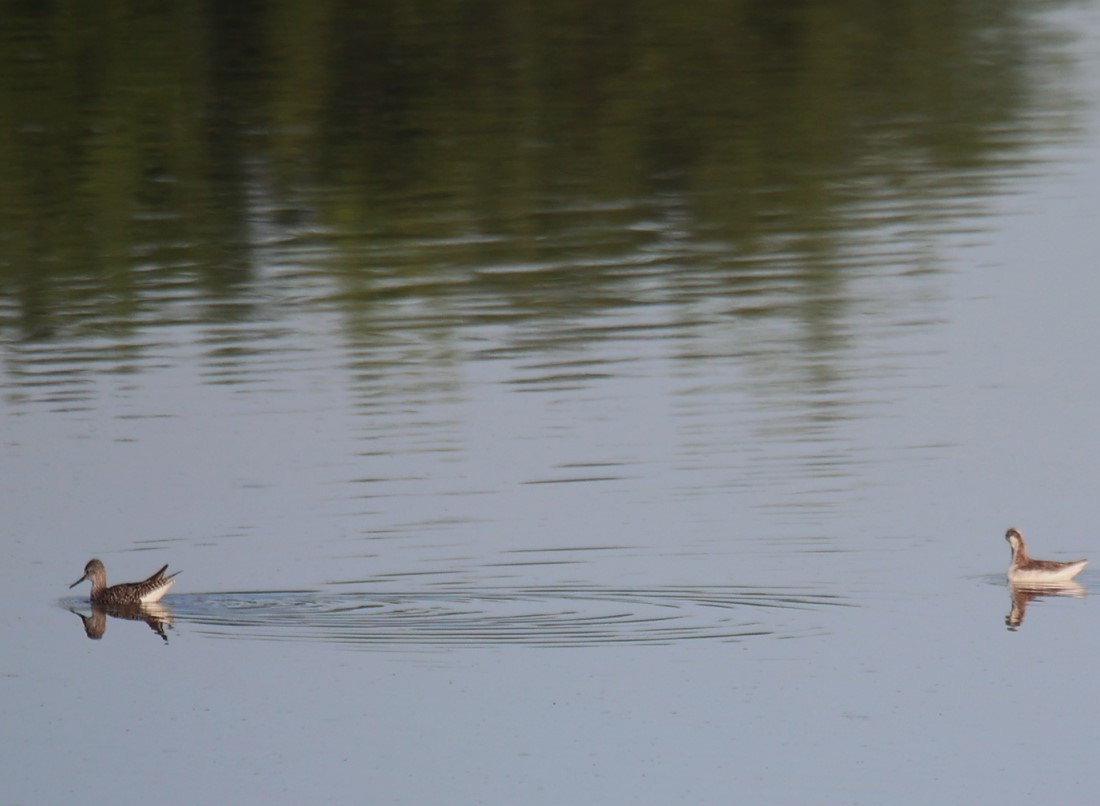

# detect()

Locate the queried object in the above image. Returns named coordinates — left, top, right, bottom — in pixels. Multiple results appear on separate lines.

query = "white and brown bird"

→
left=1005, top=528, right=1087, bottom=583
left=69, top=558, right=180, bottom=606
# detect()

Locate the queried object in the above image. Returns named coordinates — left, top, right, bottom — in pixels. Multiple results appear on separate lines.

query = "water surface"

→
left=4, top=1, right=1100, bottom=803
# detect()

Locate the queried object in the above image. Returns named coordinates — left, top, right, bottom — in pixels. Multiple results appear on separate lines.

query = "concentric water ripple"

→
left=164, top=584, right=849, bottom=648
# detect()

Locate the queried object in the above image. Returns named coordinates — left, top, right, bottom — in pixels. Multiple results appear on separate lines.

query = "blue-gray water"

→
left=4, top=2, right=1100, bottom=803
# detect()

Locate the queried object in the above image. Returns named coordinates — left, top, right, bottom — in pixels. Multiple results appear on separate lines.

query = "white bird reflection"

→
left=1005, top=580, right=1085, bottom=630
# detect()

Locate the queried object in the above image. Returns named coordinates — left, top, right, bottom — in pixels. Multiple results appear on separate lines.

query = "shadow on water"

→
left=68, top=602, right=175, bottom=643
left=104, top=584, right=851, bottom=649
left=1004, top=580, right=1086, bottom=631
left=979, top=575, right=1089, bottom=631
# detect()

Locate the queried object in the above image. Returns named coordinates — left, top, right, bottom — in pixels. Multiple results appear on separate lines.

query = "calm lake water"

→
left=4, top=2, right=1100, bottom=803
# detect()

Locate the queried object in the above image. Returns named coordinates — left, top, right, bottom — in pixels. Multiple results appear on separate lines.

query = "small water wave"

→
left=164, top=583, right=848, bottom=648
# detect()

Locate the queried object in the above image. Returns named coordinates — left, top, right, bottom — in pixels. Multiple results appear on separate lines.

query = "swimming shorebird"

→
left=69, top=558, right=181, bottom=606
left=1005, top=528, right=1088, bottom=583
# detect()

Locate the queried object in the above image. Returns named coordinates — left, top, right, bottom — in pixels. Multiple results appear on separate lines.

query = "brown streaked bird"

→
left=1005, top=528, right=1087, bottom=583
left=69, top=558, right=181, bottom=605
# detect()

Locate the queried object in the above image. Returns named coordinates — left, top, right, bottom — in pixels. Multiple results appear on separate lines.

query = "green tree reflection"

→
left=0, top=0, right=1081, bottom=346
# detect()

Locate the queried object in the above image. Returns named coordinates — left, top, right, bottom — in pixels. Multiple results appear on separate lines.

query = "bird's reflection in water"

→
left=1006, top=581, right=1085, bottom=630
left=69, top=602, right=175, bottom=643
